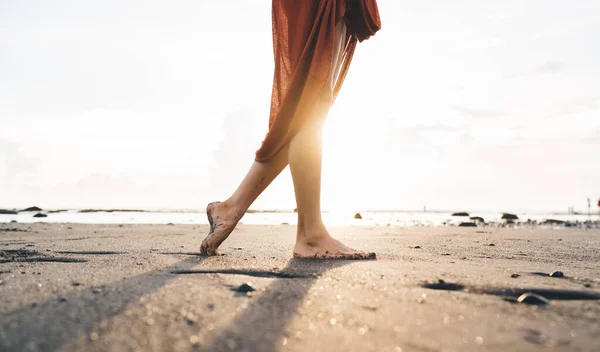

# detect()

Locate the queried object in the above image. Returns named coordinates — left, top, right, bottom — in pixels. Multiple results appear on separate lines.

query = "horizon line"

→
left=1, top=206, right=596, bottom=215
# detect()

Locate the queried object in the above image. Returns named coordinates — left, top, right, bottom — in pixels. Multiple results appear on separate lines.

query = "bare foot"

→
left=200, top=201, right=240, bottom=256
left=293, top=233, right=376, bottom=260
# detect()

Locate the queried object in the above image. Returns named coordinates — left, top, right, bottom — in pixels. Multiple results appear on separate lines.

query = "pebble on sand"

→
left=233, top=283, right=255, bottom=293
left=33, top=213, right=48, bottom=218
left=354, top=212, right=363, bottom=220
left=511, top=274, right=520, bottom=278
left=549, top=271, right=564, bottom=278
left=517, top=293, right=549, bottom=306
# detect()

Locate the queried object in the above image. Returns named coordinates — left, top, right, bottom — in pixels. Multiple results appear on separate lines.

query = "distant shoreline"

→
left=1, top=207, right=598, bottom=229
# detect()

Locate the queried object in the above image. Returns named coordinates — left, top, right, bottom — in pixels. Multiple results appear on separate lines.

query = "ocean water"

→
left=1, top=209, right=598, bottom=227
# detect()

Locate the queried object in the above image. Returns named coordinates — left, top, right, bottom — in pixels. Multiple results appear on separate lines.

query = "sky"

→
left=1, top=0, right=599, bottom=213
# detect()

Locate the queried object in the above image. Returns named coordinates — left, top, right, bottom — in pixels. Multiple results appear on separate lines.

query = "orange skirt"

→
left=255, top=0, right=381, bottom=162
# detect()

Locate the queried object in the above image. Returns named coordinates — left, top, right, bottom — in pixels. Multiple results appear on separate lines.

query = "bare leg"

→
left=289, top=120, right=375, bottom=260
left=289, top=19, right=374, bottom=260
left=200, top=147, right=288, bottom=255
left=201, top=20, right=374, bottom=258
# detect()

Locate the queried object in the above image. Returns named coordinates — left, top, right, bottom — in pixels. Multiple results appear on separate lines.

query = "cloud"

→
left=208, top=109, right=264, bottom=195
left=450, top=105, right=508, bottom=119
left=458, top=133, right=475, bottom=144
left=487, top=12, right=515, bottom=21
left=387, top=123, right=460, bottom=142
left=382, top=123, right=469, bottom=159
left=585, top=128, right=600, bottom=144
left=0, top=140, right=40, bottom=183
left=0, top=173, right=163, bottom=209
left=68, top=174, right=139, bottom=193
left=411, top=124, right=460, bottom=133
left=555, top=96, right=599, bottom=117
left=505, top=60, right=565, bottom=78
left=538, top=61, right=565, bottom=74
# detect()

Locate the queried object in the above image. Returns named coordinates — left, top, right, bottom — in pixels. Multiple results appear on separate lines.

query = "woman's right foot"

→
left=293, top=230, right=376, bottom=260
left=200, top=201, right=241, bottom=256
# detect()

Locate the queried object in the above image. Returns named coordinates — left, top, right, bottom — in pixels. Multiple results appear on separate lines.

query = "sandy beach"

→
left=1, top=223, right=599, bottom=351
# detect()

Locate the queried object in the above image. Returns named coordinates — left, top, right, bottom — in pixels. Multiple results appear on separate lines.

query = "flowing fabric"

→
left=255, top=0, right=381, bottom=162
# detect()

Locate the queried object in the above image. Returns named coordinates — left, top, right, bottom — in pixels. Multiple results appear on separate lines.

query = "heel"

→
left=206, top=201, right=221, bottom=232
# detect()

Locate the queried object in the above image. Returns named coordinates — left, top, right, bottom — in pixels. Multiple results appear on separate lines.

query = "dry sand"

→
left=1, top=223, right=599, bottom=351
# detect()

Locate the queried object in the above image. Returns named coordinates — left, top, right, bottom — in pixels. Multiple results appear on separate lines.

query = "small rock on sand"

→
left=511, top=274, right=520, bottom=278
left=549, top=271, right=564, bottom=278
left=354, top=212, right=363, bottom=220
left=233, top=283, right=255, bottom=293
left=33, top=213, right=47, bottom=218
left=517, top=293, right=549, bottom=306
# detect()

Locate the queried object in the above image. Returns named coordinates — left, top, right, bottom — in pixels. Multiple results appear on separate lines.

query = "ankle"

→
left=220, top=199, right=246, bottom=220
left=296, top=224, right=329, bottom=244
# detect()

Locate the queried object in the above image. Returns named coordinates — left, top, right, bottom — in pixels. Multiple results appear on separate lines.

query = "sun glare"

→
left=321, top=102, right=377, bottom=213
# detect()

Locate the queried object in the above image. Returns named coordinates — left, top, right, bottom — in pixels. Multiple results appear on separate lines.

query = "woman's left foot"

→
left=200, top=201, right=241, bottom=256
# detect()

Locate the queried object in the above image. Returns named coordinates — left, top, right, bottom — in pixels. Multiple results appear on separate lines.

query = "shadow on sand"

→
left=0, top=256, right=203, bottom=352
left=2, top=255, right=358, bottom=352
left=197, top=258, right=352, bottom=352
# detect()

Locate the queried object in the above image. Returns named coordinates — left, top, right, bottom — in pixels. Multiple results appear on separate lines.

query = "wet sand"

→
left=1, top=223, right=599, bottom=351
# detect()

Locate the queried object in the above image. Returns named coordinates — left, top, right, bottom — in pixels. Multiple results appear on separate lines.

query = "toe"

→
left=199, top=241, right=215, bottom=256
